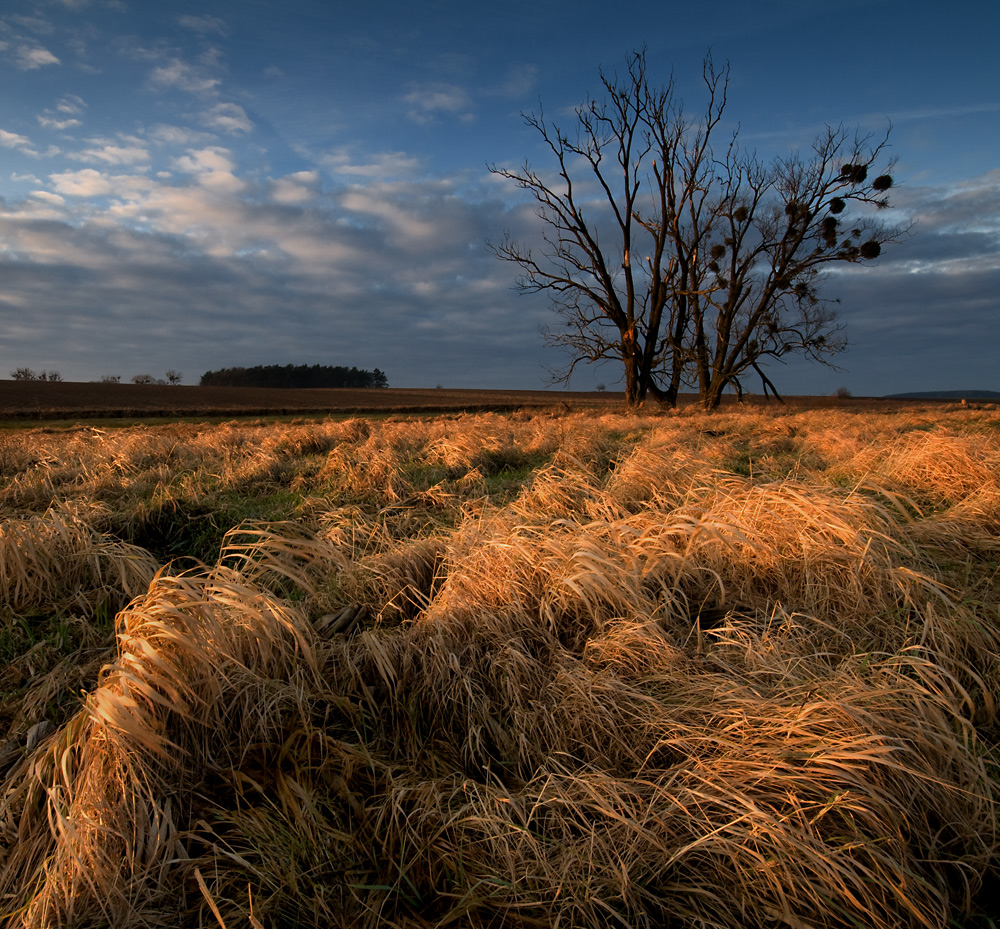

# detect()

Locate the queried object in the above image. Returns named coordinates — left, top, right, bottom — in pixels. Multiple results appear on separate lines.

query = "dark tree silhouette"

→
left=199, top=364, right=388, bottom=389
left=490, top=50, right=901, bottom=408
left=10, top=368, right=64, bottom=381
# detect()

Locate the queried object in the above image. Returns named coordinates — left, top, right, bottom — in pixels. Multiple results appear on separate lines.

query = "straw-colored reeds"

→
left=2, top=405, right=998, bottom=927
left=0, top=503, right=158, bottom=614
left=1, top=530, right=322, bottom=927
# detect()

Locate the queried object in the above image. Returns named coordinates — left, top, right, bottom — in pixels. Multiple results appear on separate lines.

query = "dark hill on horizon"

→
left=884, top=389, right=1000, bottom=400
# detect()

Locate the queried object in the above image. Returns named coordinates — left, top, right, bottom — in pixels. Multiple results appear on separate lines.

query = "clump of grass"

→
left=852, top=430, right=1000, bottom=506
left=603, top=438, right=705, bottom=511
left=0, top=504, right=158, bottom=615
left=0, top=529, right=322, bottom=927
left=337, top=536, right=448, bottom=623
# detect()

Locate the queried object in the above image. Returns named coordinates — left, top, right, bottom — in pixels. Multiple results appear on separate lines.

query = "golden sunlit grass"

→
left=1, top=403, right=998, bottom=927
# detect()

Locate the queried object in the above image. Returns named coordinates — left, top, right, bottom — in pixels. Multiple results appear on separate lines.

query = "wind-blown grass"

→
left=1, top=503, right=157, bottom=615
left=1, top=404, right=998, bottom=927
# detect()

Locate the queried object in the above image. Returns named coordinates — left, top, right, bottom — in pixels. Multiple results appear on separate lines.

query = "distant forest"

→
left=200, top=364, right=389, bottom=389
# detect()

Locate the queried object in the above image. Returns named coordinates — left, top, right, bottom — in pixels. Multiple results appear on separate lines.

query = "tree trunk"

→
left=643, top=378, right=671, bottom=407
left=701, top=376, right=727, bottom=411
left=623, top=360, right=642, bottom=408
left=622, top=328, right=645, bottom=408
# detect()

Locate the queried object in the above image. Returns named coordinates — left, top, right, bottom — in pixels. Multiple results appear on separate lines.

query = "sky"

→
left=0, top=0, right=998, bottom=396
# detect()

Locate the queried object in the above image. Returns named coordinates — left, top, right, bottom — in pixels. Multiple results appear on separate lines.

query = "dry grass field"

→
left=1, top=401, right=998, bottom=927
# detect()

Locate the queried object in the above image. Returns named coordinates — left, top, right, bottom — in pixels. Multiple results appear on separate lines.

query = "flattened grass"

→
left=2, top=405, right=999, bottom=927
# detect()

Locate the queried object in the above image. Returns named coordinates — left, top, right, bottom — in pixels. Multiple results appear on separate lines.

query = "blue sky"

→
left=1, top=0, right=998, bottom=395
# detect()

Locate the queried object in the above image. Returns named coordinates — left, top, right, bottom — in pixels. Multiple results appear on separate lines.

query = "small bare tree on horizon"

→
left=9, top=368, right=62, bottom=382
left=489, top=50, right=902, bottom=409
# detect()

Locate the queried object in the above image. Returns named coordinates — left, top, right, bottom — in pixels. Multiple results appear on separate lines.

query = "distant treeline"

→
left=200, top=364, right=389, bottom=389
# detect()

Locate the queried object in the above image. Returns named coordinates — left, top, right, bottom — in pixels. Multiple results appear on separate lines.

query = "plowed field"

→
left=0, top=381, right=618, bottom=421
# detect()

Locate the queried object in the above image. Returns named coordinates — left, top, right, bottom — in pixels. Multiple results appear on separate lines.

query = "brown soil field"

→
left=0, top=381, right=620, bottom=421
left=0, top=380, right=950, bottom=422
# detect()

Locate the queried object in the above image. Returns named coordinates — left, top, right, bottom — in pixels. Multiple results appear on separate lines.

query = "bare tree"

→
left=490, top=50, right=901, bottom=409
left=130, top=373, right=155, bottom=385
left=166, top=370, right=182, bottom=385
left=8, top=368, right=63, bottom=381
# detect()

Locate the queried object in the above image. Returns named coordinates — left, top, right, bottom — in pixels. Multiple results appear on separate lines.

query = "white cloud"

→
left=12, top=44, right=59, bottom=69
left=48, top=168, right=114, bottom=196
left=149, top=57, right=219, bottom=94
left=177, top=14, right=228, bottom=35
left=270, top=170, right=320, bottom=205
left=148, top=123, right=213, bottom=147
left=340, top=185, right=440, bottom=243
left=48, top=168, right=153, bottom=198
left=68, top=136, right=150, bottom=165
left=892, top=169, right=1000, bottom=238
left=38, top=114, right=82, bottom=130
left=324, top=149, right=421, bottom=179
left=173, top=146, right=243, bottom=193
left=173, top=147, right=236, bottom=174
left=0, top=128, right=49, bottom=158
left=56, top=94, right=86, bottom=115
left=30, top=190, right=66, bottom=205
left=38, top=94, right=86, bottom=129
left=0, top=128, right=35, bottom=151
left=403, top=82, right=474, bottom=124
left=203, top=102, right=253, bottom=134
left=7, top=14, right=54, bottom=35
left=882, top=101, right=1000, bottom=125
